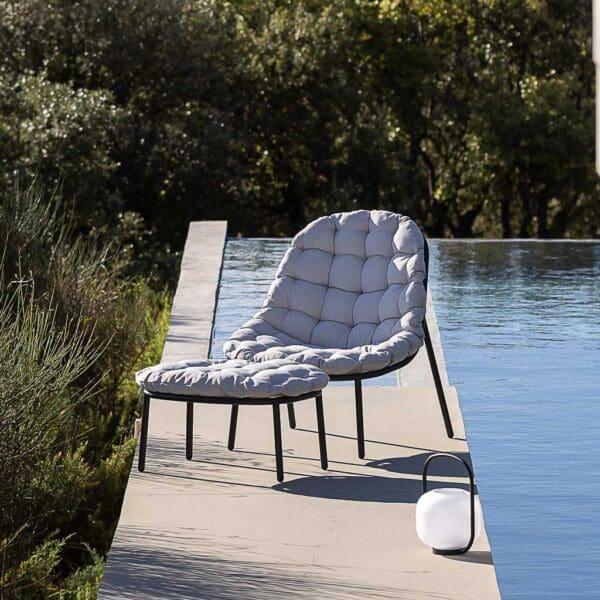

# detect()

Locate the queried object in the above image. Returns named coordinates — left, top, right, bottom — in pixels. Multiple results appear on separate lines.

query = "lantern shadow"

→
left=447, top=550, right=494, bottom=565
left=273, top=475, right=468, bottom=503
left=367, top=452, right=474, bottom=478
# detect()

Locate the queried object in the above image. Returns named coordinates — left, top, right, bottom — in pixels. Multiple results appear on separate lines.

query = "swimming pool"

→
left=211, top=239, right=600, bottom=599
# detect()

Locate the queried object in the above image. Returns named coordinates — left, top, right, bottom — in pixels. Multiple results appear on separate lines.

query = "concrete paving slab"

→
left=99, top=222, right=501, bottom=599
left=161, top=221, right=227, bottom=362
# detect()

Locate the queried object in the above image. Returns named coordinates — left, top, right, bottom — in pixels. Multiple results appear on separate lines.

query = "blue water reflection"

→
left=428, top=241, right=600, bottom=600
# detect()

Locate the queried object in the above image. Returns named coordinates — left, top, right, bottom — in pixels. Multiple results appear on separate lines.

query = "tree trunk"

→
left=536, top=197, right=550, bottom=238
left=517, top=177, right=532, bottom=238
left=501, top=195, right=512, bottom=238
left=455, top=204, right=483, bottom=237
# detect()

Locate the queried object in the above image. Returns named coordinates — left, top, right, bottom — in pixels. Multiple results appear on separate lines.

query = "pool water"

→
left=211, top=239, right=600, bottom=599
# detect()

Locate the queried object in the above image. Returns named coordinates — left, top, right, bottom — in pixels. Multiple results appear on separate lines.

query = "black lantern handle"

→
left=422, top=452, right=477, bottom=555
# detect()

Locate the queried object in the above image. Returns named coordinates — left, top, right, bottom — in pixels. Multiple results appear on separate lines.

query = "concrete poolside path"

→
left=99, top=222, right=501, bottom=600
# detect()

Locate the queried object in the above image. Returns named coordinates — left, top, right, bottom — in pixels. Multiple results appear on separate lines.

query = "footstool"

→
left=135, top=358, right=329, bottom=481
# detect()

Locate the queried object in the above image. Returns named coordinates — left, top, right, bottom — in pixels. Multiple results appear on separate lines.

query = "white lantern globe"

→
left=416, top=452, right=482, bottom=555
left=416, top=488, right=482, bottom=553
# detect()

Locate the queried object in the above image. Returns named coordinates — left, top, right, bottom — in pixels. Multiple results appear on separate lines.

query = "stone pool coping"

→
left=99, top=221, right=501, bottom=599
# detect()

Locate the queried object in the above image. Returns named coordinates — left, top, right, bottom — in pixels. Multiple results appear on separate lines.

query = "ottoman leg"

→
left=228, top=404, right=239, bottom=450
left=272, top=403, right=284, bottom=482
left=287, top=403, right=296, bottom=429
left=315, top=393, right=328, bottom=470
left=186, top=401, right=194, bottom=460
left=138, top=393, right=150, bottom=472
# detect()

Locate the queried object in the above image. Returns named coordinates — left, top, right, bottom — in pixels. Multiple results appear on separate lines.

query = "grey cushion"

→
left=136, top=358, right=328, bottom=399
left=224, top=210, right=426, bottom=375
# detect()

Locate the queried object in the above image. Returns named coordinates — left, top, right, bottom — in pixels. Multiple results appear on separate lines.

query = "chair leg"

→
left=287, top=402, right=296, bottom=428
left=228, top=404, right=239, bottom=450
left=138, top=393, right=150, bottom=472
left=423, top=318, right=454, bottom=438
left=186, top=401, right=194, bottom=459
left=315, top=393, right=328, bottom=470
left=354, top=379, right=365, bottom=459
left=272, top=403, right=284, bottom=482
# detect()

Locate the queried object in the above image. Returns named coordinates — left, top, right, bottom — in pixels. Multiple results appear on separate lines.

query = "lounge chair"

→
left=224, top=210, right=453, bottom=458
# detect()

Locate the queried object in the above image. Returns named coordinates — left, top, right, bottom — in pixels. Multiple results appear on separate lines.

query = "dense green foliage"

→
left=0, top=1, right=596, bottom=273
left=0, top=182, right=167, bottom=598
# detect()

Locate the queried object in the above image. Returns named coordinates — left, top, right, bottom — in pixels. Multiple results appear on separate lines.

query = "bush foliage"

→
left=0, top=1, right=596, bottom=273
left=0, top=182, right=167, bottom=598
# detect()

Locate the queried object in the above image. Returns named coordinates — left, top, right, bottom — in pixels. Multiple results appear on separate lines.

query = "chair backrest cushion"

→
left=258, top=210, right=426, bottom=349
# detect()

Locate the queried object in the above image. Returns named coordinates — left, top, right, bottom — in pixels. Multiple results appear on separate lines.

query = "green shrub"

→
left=0, top=286, right=97, bottom=595
left=60, top=546, right=105, bottom=600
left=0, top=181, right=167, bottom=597
left=0, top=69, right=126, bottom=229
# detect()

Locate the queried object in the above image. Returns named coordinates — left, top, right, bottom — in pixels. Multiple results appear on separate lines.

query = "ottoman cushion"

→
left=135, top=358, right=328, bottom=399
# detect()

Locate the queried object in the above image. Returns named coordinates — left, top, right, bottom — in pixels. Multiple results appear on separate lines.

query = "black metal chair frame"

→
left=137, top=390, right=328, bottom=482
left=248, top=237, right=454, bottom=459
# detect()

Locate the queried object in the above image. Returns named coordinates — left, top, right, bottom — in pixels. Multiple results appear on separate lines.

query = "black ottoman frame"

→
left=138, top=390, right=327, bottom=482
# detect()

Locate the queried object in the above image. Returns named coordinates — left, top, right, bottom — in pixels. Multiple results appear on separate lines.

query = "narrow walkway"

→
left=100, top=222, right=500, bottom=599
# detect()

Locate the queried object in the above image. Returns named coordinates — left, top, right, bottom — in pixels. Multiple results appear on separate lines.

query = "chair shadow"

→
left=296, top=427, right=438, bottom=454
left=273, top=474, right=468, bottom=503
left=367, top=451, right=473, bottom=477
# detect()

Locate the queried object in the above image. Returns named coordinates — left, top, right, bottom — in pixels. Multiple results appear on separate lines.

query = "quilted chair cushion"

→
left=224, top=210, right=427, bottom=375
left=136, top=358, right=329, bottom=398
